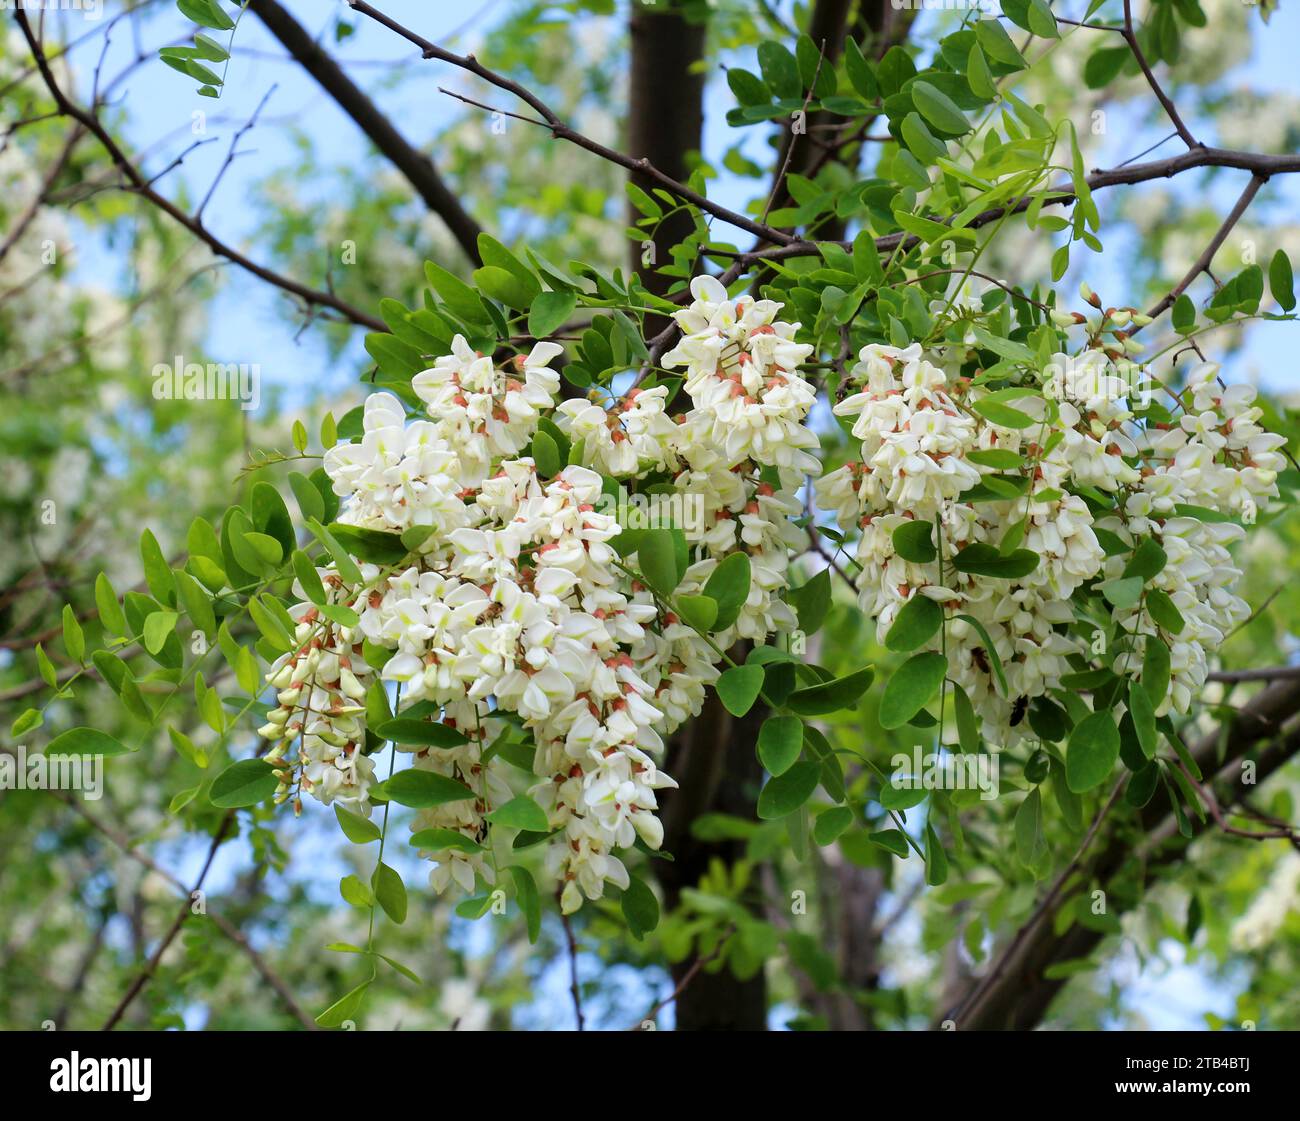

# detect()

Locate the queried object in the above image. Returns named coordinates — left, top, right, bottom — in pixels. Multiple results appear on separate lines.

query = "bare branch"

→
left=1142, top=174, right=1265, bottom=323
left=13, top=9, right=385, bottom=333
left=248, top=0, right=485, bottom=265
left=1121, top=0, right=1198, bottom=149
left=346, top=0, right=797, bottom=246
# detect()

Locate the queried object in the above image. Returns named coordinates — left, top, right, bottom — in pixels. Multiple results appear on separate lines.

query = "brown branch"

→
left=1142, top=174, right=1265, bottom=323
left=102, top=811, right=236, bottom=1030
left=1121, top=0, right=1198, bottom=149
left=345, top=0, right=797, bottom=247
left=940, top=779, right=1126, bottom=1029
left=556, top=888, right=585, bottom=1031
left=940, top=675, right=1300, bottom=1030
left=627, top=925, right=736, bottom=1030
left=1208, top=665, right=1300, bottom=684
left=0, top=124, right=82, bottom=266
left=248, top=0, right=485, bottom=265
left=627, top=0, right=706, bottom=311
left=59, top=794, right=319, bottom=1030
left=13, top=9, right=385, bottom=333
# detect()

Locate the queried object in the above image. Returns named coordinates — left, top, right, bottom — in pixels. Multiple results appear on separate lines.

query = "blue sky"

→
left=62, top=0, right=1300, bottom=407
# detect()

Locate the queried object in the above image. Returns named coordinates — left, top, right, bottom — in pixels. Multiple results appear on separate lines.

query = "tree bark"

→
left=654, top=682, right=770, bottom=1030
left=943, top=677, right=1300, bottom=1030
left=627, top=0, right=706, bottom=310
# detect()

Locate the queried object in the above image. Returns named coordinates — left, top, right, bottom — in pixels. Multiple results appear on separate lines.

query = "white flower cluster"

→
left=259, top=590, right=377, bottom=812
left=816, top=342, right=1282, bottom=739
left=267, top=284, right=820, bottom=912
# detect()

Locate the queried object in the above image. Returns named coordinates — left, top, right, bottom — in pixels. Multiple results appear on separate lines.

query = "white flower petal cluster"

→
left=260, top=583, right=377, bottom=813
left=1108, top=361, right=1285, bottom=714
left=272, top=281, right=822, bottom=909
left=816, top=342, right=1280, bottom=739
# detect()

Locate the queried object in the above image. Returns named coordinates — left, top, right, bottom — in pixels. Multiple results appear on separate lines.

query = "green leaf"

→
left=925, top=822, right=949, bottom=886
left=911, top=80, right=970, bottom=135
left=844, top=37, right=878, bottom=100
left=757, top=760, right=821, bottom=820
left=892, top=520, right=936, bottom=563
left=95, top=573, right=128, bottom=638
left=885, top=595, right=943, bottom=652
left=250, top=481, right=296, bottom=559
left=1014, top=788, right=1045, bottom=870
left=975, top=18, right=1026, bottom=68
left=210, top=758, right=279, bottom=807
left=377, top=768, right=474, bottom=808
left=10, top=708, right=43, bottom=738
left=1099, top=576, right=1144, bottom=609
left=528, top=290, right=577, bottom=337
left=474, top=265, right=535, bottom=311
left=1025, top=0, right=1059, bottom=38
left=174, top=569, right=217, bottom=637
left=532, top=429, right=562, bottom=477
left=954, top=683, right=980, bottom=753
left=637, top=528, right=680, bottom=598
left=966, top=43, right=996, bottom=100
left=757, top=40, right=801, bottom=99
left=1171, top=293, right=1196, bottom=333
left=410, top=828, right=484, bottom=853
left=315, top=981, right=369, bottom=1028
left=326, top=524, right=406, bottom=565
left=868, top=829, right=910, bottom=858
left=967, top=448, right=1025, bottom=470
left=339, top=874, right=373, bottom=908
left=950, top=544, right=1038, bottom=579
left=1269, top=249, right=1296, bottom=311
left=510, top=866, right=542, bottom=943
left=879, top=652, right=947, bottom=729
left=757, top=715, right=803, bottom=776
left=288, top=471, right=326, bottom=523
left=335, top=804, right=382, bottom=843
left=167, top=725, right=207, bottom=768
left=373, top=718, right=468, bottom=748
left=675, top=594, right=718, bottom=632
left=622, top=873, right=660, bottom=939
left=1128, top=679, right=1158, bottom=760
left=971, top=399, right=1035, bottom=428
left=424, top=259, right=491, bottom=327
left=787, top=566, right=830, bottom=635
left=178, top=0, right=234, bottom=32
left=726, top=66, right=770, bottom=106
left=1084, top=45, right=1129, bottom=89
left=786, top=666, right=875, bottom=716
left=703, top=552, right=752, bottom=631
left=1146, top=588, right=1185, bottom=635
left=46, top=727, right=134, bottom=756
left=717, top=664, right=765, bottom=717
left=61, top=605, right=85, bottom=664
left=372, top=862, right=408, bottom=924
left=143, top=610, right=178, bottom=655
left=1066, top=710, right=1120, bottom=793
left=139, top=528, right=175, bottom=606
left=813, top=805, right=854, bottom=846
left=1142, top=636, right=1171, bottom=708
left=486, top=795, right=549, bottom=832
left=192, top=31, right=229, bottom=61
left=1124, top=538, right=1168, bottom=582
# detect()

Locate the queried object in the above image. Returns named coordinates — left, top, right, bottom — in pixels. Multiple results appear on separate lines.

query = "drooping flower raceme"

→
left=815, top=338, right=1284, bottom=742
left=258, top=282, right=821, bottom=912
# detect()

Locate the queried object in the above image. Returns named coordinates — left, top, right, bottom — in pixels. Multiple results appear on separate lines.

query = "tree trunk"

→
left=654, top=683, right=770, bottom=1029
left=627, top=0, right=706, bottom=313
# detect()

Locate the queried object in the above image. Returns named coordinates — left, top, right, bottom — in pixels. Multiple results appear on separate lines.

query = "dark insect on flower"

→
left=972, top=647, right=990, bottom=675
left=1009, top=695, right=1029, bottom=727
